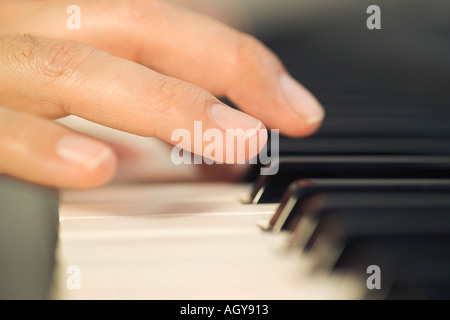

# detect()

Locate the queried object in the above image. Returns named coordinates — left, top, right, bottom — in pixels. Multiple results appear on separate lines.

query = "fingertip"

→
left=277, top=116, right=324, bottom=138
left=279, top=73, right=325, bottom=126
left=76, top=147, right=118, bottom=189
left=56, top=136, right=118, bottom=189
left=61, top=152, right=118, bottom=189
left=225, top=38, right=325, bottom=138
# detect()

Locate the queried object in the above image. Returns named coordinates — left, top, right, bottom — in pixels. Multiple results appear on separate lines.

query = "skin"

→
left=0, top=0, right=324, bottom=189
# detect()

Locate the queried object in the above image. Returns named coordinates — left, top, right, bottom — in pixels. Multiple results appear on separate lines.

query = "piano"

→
left=0, top=0, right=449, bottom=300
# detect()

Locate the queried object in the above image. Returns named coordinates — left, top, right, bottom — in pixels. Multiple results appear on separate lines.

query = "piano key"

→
left=268, top=179, right=450, bottom=233
left=250, top=156, right=450, bottom=203
left=243, top=138, right=450, bottom=182
left=303, top=209, right=450, bottom=255
left=295, top=201, right=450, bottom=299
left=283, top=191, right=450, bottom=245
left=314, top=117, right=450, bottom=138
left=57, top=183, right=366, bottom=300
left=315, top=103, right=450, bottom=118
left=278, top=138, right=450, bottom=156
left=282, top=195, right=450, bottom=298
left=61, top=182, right=251, bottom=204
left=307, top=229, right=450, bottom=299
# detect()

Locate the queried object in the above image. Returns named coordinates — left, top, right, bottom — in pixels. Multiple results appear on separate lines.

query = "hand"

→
left=0, top=0, right=324, bottom=189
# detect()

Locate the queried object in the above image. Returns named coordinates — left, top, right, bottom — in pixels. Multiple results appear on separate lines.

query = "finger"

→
left=130, top=2, right=325, bottom=137
left=0, top=35, right=267, bottom=163
left=2, top=0, right=324, bottom=137
left=0, top=107, right=117, bottom=189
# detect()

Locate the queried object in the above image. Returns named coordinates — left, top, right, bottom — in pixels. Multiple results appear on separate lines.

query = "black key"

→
left=250, top=156, right=450, bottom=203
left=268, top=179, right=450, bottom=233
left=280, top=191, right=450, bottom=238
left=314, top=117, right=450, bottom=138
left=298, top=207, right=450, bottom=299
left=278, top=138, right=450, bottom=156
left=311, top=231, right=450, bottom=299
left=301, top=208, right=450, bottom=256
left=309, top=103, right=450, bottom=119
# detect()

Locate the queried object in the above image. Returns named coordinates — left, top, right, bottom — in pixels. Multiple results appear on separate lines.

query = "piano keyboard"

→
left=56, top=183, right=366, bottom=299
left=1, top=1, right=449, bottom=300
left=53, top=3, right=450, bottom=300
left=55, top=176, right=450, bottom=299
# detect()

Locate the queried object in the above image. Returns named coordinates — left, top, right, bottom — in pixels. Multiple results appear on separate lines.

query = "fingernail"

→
left=57, top=136, right=113, bottom=170
left=209, top=104, right=263, bottom=140
left=279, top=73, right=325, bottom=124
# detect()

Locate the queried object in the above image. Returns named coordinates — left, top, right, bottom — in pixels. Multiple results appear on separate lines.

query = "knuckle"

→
left=0, top=35, right=101, bottom=117
left=119, top=0, right=161, bottom=27
left=36, top=41, right=97, bottom=83
left=233, top=34, right=282, bottom=76
left=1, top=35, right=97, bottom=84
left=153, top=77, right=211, bottom=116
left=0, top=34, right=38, bottom=68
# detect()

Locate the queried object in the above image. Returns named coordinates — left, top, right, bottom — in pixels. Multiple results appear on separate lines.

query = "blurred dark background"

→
left=245, top=0, right=450, bottom=157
